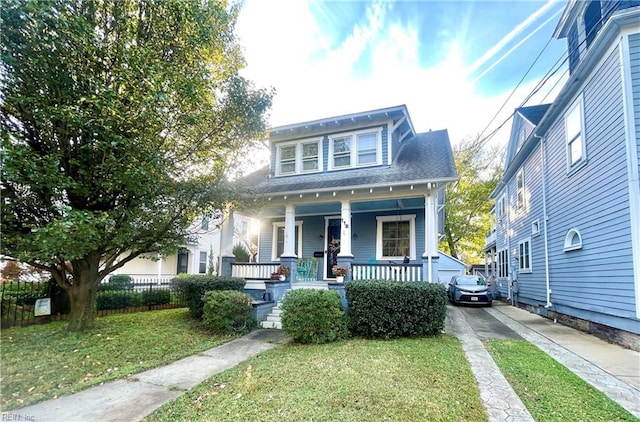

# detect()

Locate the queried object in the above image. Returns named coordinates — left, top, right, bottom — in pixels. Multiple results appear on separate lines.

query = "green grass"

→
left=144, top=335, right=486, bottom=422
left=485, top=339, right=638, bottom=422
left=0, top=308, right=235, bottom=411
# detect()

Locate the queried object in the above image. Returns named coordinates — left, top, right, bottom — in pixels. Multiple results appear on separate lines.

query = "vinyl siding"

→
left=630, top=33, right=640, bottom=170
left=506, top=142, right=547, bottom=305
left=544, top=45, right=637, bottom=323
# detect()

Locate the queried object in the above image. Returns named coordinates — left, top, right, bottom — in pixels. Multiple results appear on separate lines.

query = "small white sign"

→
left=34, top=298, right=51, bottom=316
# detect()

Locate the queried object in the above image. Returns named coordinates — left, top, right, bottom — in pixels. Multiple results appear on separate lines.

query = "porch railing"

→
left=231, top=263, right=279, bottom=280
left=352, top=263, right=423, bottom=282
left=105, top=274, right=175, bottom=288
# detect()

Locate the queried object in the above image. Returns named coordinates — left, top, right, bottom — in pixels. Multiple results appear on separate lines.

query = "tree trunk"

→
left=67, top=280, right=98, bottom=331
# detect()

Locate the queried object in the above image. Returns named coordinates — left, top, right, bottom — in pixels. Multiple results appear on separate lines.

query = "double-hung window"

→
left=565, top=96, right=586, bottom=171
left=199, top=251, right=207, bottom=274
left=376, top=215, right=416, bottom=260
left=276, top=138, right=322, bottom=176
left=516, top=169, right=525, bottom=211
left=329, top=128, right=382, bottom=170
left=272, top=221, right=302, bottom=260
left=497, top=249, right=509, bottom=278
left=518, top=239, right=531, bottom=272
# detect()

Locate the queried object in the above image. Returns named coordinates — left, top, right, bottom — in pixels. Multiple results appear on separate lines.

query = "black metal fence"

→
left=0, top=279, right=186, bottom=329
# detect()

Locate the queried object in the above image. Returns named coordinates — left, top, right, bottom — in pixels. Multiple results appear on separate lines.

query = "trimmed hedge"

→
left=99, top=274, right=134, bottom=292
left=97, top=291, right=143, bottom=310
left=171, top=275, right=245, bottom=318
left=141, top=289, right=171, bottom=306
left=281, top=289, right=348, bottom=344
left=202, top=290, right=255, bottom=335
left=346, top=281, right=446, bottom=339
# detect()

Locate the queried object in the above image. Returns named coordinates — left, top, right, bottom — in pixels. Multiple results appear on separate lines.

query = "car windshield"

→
left=456, top=277, right=486, bottom=286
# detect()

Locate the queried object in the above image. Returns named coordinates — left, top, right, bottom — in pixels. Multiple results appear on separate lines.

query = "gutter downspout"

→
left=506, top=183, right=511, bottom=302
left=536, top=134, right=553, bottom=308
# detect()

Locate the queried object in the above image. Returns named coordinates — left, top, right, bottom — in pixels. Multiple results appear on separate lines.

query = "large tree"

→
left=0, top=0, right=273, bottom=331
left=440, top=136, right=501, bottom=264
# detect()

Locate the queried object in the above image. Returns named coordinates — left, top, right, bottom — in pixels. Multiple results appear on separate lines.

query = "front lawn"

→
left=0, top=308, right=234, bottom=410
left=145, top=335, right=486, bottom=422
left=485, top=339, right=637, bottom=422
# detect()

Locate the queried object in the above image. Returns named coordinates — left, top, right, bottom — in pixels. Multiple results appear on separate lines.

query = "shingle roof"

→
left=239, top=129, right=457, bottom=196
left=517, top=104, right=551, bottom=126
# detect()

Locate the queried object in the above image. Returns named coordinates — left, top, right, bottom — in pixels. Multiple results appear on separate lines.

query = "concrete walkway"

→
left=8, top=303, right=640, bottom=422
left=447, top=302, right=640, bottom=421
left=12, top=330, right=289, bottom=422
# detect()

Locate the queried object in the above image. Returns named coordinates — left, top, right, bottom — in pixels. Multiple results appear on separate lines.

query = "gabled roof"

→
left=240, top=129, right=457, bottom=196
left=517, top=104, right=550, bottom=126
left=269, top=105, right=415, bottom=141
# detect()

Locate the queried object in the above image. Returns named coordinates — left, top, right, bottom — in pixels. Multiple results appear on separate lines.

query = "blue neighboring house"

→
left=485, top=1, right=640, bottom=348
left=223, top=105, right=458, bottom=294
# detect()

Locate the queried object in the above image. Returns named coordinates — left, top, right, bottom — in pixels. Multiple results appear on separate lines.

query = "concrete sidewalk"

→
left=8, top=304, right=640, bottom=422
left=487, top=303, right=640, bottom=418
left=12, top=330, right=289, bottom=422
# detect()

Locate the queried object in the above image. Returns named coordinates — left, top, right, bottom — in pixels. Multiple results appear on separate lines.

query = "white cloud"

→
left=235, top=0, right=567, bottom=151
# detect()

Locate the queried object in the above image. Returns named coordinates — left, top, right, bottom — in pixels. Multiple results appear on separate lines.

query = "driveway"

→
left=454, top=304, right=523, bottom=340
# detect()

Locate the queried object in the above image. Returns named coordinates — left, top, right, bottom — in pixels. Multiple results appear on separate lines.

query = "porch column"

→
left=280, top=204, right=298, bottom=282
left=220, top=206, right=235, bottom=277
left=337, top=200, right=354, bottom=280
left=422, top=187, right=439, bottom=283
left=157, top=254, right=162, bottom=285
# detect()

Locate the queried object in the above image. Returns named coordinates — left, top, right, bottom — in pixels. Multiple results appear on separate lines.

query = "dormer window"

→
left=276, top=137, right=323, bottom=176
left=329, top=128, right=382, bottom=170
left=584, top=0, right=602, bottom=48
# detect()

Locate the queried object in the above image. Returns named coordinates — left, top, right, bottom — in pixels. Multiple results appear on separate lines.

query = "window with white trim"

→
left=376, top=215, right=415, bottom=260
left=564, top=228, right=583, bottom=251
left=497, top=249, right=509, bottom=278
left=531, top=220, right=540, bottom=236
left=516, top=169, right=525, bottom=210
left=518, top=239, right=532, bottom=272
left=199, top=251, right=207, bottom=274
left=271, top=221, right=302, bottom=260
left=497, top=195, right=506, bottom=221
left=276, top=138, right=322, bottom=176
left=565, top=97, right=586, bottom=170
left=329, top=128, right=382, bottom=170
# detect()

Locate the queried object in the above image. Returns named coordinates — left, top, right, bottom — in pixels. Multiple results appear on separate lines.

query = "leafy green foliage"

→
left=98, top=275, right=134, bottom=292
left=141, top=289, right=172, bottom=307
left=232, top=244, right=251, bottom=263
left=439, top=136, right=501, bottom=263
left=96, top=291, right=143, bottom=310
left=0, top=0, right=272, bottom=330
left=202, top=290, right=255, bottom=335
left=281, top=289, right=347, bottom=344
left=171, top=275, right=245, bottom=319
left=346, top=281, right=446, bottom=339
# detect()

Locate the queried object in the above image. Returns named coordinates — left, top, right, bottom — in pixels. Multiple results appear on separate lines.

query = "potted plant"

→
left=332, top=265, right=349, bottom=283
left=272, top=265, right=290, bottom=281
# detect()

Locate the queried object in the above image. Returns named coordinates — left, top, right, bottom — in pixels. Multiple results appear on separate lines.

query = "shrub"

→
left=99, top=274, right=134, bottom=292
left=171, top=275, right=245, bottom=319
left=97, top=291, right=143, bottom=310
left=141, top=289, right=171, bottom=306
left=346, top=281, right=446, bottom=339
left=202, top=290, right=255, bottom=335
left=281, top=289, right=347, bottom=344
left=232, top=244, right=251, bottom=263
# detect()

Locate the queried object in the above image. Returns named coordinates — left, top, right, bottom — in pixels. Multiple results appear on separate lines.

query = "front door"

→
left=326, top=218, right=341, bottom=278
left=177, top=249, right=189, bottom=274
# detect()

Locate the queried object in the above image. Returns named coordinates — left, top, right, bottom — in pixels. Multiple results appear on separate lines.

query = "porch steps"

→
left=260, top=301, right=283, bottom=330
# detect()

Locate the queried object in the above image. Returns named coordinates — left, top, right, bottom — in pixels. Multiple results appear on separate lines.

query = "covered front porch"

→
left=220, top=181, right=445, bottom=287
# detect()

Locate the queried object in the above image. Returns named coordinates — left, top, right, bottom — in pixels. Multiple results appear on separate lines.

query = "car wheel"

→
left=486, top=301, right=493, bottom=307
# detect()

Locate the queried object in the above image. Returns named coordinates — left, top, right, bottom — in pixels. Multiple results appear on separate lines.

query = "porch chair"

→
left=297, top=258, right=318, bottom=282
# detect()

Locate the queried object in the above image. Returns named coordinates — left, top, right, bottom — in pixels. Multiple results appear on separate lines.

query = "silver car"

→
left=447, top=275, right=493, bottom=306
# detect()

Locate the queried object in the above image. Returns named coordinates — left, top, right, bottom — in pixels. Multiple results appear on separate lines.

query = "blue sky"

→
left=235, top=0, right=569, bottom=146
